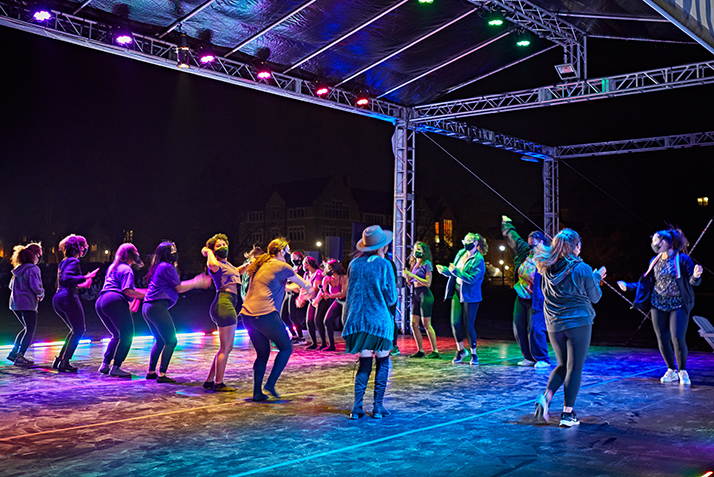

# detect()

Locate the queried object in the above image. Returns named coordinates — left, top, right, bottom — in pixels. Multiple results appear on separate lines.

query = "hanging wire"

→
left=422, top=132, right=544, bottom=233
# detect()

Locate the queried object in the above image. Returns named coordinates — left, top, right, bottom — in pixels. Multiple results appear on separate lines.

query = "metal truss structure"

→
left=413, top=60, right=714, bottom=121
left=555, top=132, right=714, bottom=159
left=542, top=159, right=559, bottom=239
left=392, top=123, right=417, bottom=332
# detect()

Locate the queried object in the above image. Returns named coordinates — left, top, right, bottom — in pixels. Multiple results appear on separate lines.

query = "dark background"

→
left=1, top=25, right=713, bottom=351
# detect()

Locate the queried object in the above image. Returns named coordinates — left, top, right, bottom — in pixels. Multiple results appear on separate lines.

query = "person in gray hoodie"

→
left=8, top=243, right=45, bottom=367
left=532, top=229, right=606, bottom=428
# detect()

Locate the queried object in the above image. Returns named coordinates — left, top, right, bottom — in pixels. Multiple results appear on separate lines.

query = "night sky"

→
left=2, top=24, right=714, bottom=280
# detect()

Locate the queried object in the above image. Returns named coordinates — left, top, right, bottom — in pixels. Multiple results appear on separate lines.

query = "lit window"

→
left=434, top=222, right=440, bottom=244
left=698, top=197, right=709, bottom=207
left=443, top=219, right=453, bottom=247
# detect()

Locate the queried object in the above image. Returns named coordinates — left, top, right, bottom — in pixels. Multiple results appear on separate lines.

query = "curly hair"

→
left=11, top=243, right=42, bottom=268
left=408, top=241, right=432, bottom=268
left=59, top=234, right=87, bottom=258
left=206, top=233, right=229, bottom=250
left=464, top=233, right=489, bottom=256
left=247, top=237, right=289, bottom=276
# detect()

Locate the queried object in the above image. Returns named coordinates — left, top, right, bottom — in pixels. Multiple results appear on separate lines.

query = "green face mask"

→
left=215, top=247, right=229, bottom=259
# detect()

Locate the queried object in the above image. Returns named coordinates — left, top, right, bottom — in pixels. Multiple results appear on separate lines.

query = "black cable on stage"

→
left=559, top=159, right=656, bottom=231
left=422, top=132, right=544, bottom=234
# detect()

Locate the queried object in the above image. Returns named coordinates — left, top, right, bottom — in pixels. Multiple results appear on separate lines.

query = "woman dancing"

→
left=52, top=235, right=99, bottom=373
left=617, top=228, right=702, bottom=385
left=533, top=229, right=606, bottom=427
left=201, top=233, right=241, bottom=392
left=142, top=241, right=210, bottom=383
left=403, top=242, right=439, bottom=359
left=302, top=256, right=325, bottom=350
left=239, top=238, right=312, bottom=401
left=501, top=216, right=551, bottom=368
left=436, top=233, right=487, bottom=365
left=8, top=243, right=44, bottom=367
left=319, top=259, right=348, bottom=351
left=343, top=225, right=398, bottom=419
left=281, top=250, right=307, bottom=344
left=95, top=243, right=146, bottom=377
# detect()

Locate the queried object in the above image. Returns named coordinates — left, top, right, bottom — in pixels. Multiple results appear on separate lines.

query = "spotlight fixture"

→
left=256, top=64, right=272, bottom=80
left=30, top=2, right=52, bottom=22
left=555, top=63, right=578, bottom=80
left=197, top=43, right=216, bottom=65
left=417, top=0, right=434, bottom=4
left=315, top=84, right=330, bottom=97
left=113, top=24, right=133, bottom=46
left=487, top=10, right=504, bottom=27
left=515, top=29, right=531, bottom=47
left=355, top=89, right=369, bottom=107
left=176, top=32, right=190, bottom=69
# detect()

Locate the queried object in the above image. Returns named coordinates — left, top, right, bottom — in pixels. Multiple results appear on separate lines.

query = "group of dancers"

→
left=5, top=220, right=703, bottom=424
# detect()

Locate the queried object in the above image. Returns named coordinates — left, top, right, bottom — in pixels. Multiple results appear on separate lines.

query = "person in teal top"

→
left=343, top=225, right=397, bottom=420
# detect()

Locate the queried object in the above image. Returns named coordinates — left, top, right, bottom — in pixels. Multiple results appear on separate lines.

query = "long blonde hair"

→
left=533, top=228, right=580, bottom=273
left=247, top=237, right=289, bottom=276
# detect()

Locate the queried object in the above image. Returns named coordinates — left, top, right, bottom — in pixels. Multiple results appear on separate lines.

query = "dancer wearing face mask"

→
left=142, top=241, right=211, bottom=383
left=533, top=229, right=606, bottom=427
left=302, top=256, right=325, bottom=350
left=618, top=228, right=702, bottom=385
left=282, top=251, right=307, bottom=344
left=319, top=259, right=348, bottom=351
left=239, top=238, right=313, bottom=401
left=95, top=243, right=146, bottom=378
left=436, top=233, right=487, bottom=365
left=402, top=242, right=439, bottom=359
left=501, top=216, right=551, bottom=368
left=52, top=235, right=99, bottom=373
left=201, top=234, right=242, bottom=391
left=8, top=243, right=44, bottom=367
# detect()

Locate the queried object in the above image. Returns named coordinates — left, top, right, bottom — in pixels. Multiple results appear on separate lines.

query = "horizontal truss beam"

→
left=413, top=60, right=714, bottom=121
left=555, top=132, right=714, bottom=158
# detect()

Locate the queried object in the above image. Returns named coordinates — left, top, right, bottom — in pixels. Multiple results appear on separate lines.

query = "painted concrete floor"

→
left=1, top=334, right=713, bottom=477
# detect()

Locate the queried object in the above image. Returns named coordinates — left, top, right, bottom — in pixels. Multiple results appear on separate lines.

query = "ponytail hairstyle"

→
left=109, top=243, right=142, bottom=276
left=11, top=243, right=42, bottom=268
left=654, top=227, right=689, bottom=253
left=59, top=234, right=87, bottom=258
left=247, top=237, right=289, bottom=277
left=147, top=241, right=175, bottom=281
left=534, top=228, right=581, bottom=273
left=408, top=241, right=432, bottom=268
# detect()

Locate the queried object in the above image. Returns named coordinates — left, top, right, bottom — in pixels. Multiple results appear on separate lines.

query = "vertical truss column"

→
left=564, top=35, right=587, bottom=79
left=392, top=120, right=416, bottom=333
left=543, top=158, right=559, bottom=238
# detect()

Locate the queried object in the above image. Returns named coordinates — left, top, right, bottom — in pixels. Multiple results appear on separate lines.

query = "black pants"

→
left=241, top=311, right=293, bottom=397
left=12, top=310, right=38, bottom=355
left=324, top=299, right=343, bottom=347
left=142, top=300, right=178, bottom=374
left=651, top=307, right=689, bottom=370
left=52, top=289, right=85, bottom=361
left=281, top=292, right=303, bottom=338
left=450, top=296, right=479, bottom=350
left=546, top=324, right=592, bottom=408
left=96, top=291, right=134, bottom=367
left=513, top=296, right=549, bottom=363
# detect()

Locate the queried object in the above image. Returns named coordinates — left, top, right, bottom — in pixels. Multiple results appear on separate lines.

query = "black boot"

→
left=372, top=356, right=390, bottom=418
left=350, top=356, right=372, bottom=419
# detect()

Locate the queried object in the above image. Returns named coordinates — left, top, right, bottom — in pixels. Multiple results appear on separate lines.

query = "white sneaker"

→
left=678, top=370, right=691, bottom=385
left=660, top=368, right=679, bottom=383
left=534, top=361, right=550, bottom=369
left=518, top=359, right=536, bottom=367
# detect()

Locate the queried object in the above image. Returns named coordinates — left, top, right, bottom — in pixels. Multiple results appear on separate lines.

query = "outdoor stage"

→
left=1, top=334, right=713, bottom=477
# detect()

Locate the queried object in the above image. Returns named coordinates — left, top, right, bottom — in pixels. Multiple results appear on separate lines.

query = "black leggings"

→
left=546, top=324, right=592, bottom=408
left=52, top=289, right=86, bottom=361
left=96, top=291, right=134, bottom=367
left=142, top=300, right=178, bottom=374
left=410, top=287, right=434, bottom=317
left=450, top=296, right=479, bottom=350
left=12, top=310, right=38, bottom=355
left=241, top=311, right=293, bottom=397
left=323, top=300, right=343, bottom=347
left=308, top=300, right=331, bottom=346
left=281, top=292, right=303, bottom=338
left=651, top=307, right=689, bottom=370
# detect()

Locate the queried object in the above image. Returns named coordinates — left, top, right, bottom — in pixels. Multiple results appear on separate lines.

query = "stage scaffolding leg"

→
left=392, top=121, right=416, bottom=333
left=543, top=157, right=559, bottom=238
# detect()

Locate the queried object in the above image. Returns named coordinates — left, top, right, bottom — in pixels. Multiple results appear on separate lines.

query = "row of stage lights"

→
left=26, top=0, right=529, bottom=106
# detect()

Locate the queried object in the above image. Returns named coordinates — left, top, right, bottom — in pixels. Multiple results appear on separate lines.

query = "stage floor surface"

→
left=1, top=334, right=713, bottom=477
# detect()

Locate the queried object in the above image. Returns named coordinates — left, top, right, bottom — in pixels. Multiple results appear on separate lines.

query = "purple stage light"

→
left=32, top=9, right=51, bottom=21
left=115, top=34, right=133, bottom=45
left=257, top=69, right=271, bottom=80
left=315, top=86, right=329, bottom=96
left=199, top=54, right=215, bottom=64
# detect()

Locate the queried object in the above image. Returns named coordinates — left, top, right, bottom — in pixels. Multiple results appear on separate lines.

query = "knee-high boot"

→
left=373, top=356, right=390, bottom=418
left=350, top=356, right=372, bottom=419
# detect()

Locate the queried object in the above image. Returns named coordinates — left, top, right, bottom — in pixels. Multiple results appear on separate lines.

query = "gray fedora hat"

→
left=356, top=225, right=393, bottom=251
